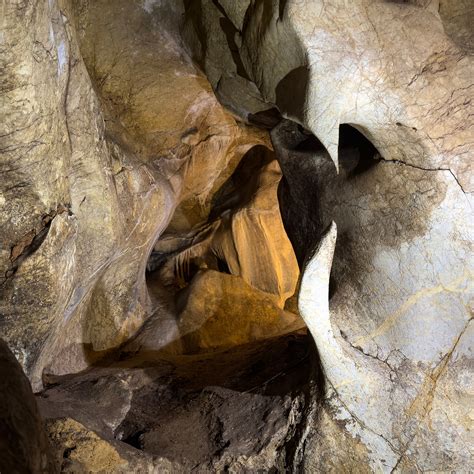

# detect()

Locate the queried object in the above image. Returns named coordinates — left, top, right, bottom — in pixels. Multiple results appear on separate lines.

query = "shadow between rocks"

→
left=275, top=66, right=310, bottom=120
left=39, top=328, right=324, bottom=471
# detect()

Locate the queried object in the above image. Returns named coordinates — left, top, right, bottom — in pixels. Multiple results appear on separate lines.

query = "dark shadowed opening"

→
left=338, top=124, right=381, bottom=177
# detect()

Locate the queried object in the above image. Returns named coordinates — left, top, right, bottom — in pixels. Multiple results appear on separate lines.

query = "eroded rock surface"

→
left=153, top=145, right=299, bottom=305
left=38, top=332, right=312, bottom=472
left=1, top=0, right=473, bottom=472
left=179, top=0, right=473, bottom=471
left=0, top=340, right=57, bottom=473
left=175, top=270, right=304, bottom=352
left=1, top=0, right=271, bottom=388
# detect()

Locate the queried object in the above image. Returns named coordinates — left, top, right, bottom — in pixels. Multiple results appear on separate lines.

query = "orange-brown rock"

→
left=175, top=270, right=304, bottom=353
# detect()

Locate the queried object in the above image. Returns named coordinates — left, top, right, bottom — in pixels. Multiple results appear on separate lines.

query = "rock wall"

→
left=0, top=0, right=472, bottom=472
left=1, top=0, right=288, bottom=388
left=0, top=339, right=57, bottom=473
left=179, top=0, right=474, bottom=471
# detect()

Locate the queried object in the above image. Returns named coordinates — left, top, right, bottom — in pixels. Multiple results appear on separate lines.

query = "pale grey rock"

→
left=181, top=0, right=474, bottom=470
left=1, top=0, right=472, bottom=471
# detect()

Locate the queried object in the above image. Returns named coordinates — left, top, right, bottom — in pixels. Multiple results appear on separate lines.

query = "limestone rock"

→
left=155, top=145, right=300, bottom=305
left=1, top=0, right=473, bottom=471
left=276, top=119, right=474, bottom=471
left=175, top=270, right=304, bottom=353
left=73, top=0, right=269, bottom=233
left=45, top=417, right=180, bottom=473
left=0, top=0, right=266, bottom=388
left=181, top=1, right=474, bottom=470
left=0, top=339, right=58, bottom=473
left=37, top=332, right=312, bottom=472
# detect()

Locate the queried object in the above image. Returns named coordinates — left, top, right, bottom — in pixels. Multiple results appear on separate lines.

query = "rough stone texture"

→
left=72, top=0, right=269, bottom=233
left=45, top=417, right=181, bottom=473
left=180, top=0, right=474, bottom=471
left=0, top=0, right=269, bottom=389
left=275, top=110, right=473, bottom=473
left=1, top=0, right=473, bottom=472
left=1, top=1, right=305, bottom=470
left=38, top=332, right=312, bottom=472
left=439, top=0, right=474, bottom=54
left=0, top=339, right=58, bottom=473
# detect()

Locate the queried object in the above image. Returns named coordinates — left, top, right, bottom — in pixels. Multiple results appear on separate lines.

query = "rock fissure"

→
left=378, top=156, right=469, bottom=195
left=340, top=329, right=396, bottom=374
left=1, top=0, right=472, bottom=471
left=327, top=380, right=402, bottom=462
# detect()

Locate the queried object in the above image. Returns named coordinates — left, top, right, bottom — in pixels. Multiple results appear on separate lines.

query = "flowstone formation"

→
left=1, top=0, right=473, bottom=472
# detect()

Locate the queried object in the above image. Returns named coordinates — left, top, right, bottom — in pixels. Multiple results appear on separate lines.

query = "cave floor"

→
left=37, top=327, right=313, bottom=470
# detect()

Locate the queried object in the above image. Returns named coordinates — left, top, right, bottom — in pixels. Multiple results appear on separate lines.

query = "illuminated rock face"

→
left=0, top=0, right=272, bottom=388
left=274, top=119, right=473, bottom=471
left=1, top=0, right=473, bottom=472
left=180, top=1, right=473, bottom=471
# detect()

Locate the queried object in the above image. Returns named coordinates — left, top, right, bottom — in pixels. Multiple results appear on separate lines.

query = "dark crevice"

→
left=212, top=0, right=250, bottom=80
left=62, top=447, right=76, bottom=459
left=279, top=0, right=289, bottom=19
left=248, top=107, right=282, bottom=129
left=216, top=257, right=230, bottom=274
left=2, top=205, right=72, bottom=285
left=218, top=17, right=250, bottom=80
left=328, top=276, right=338, bottom=300
left=338, top=124, right=381, bottom=178
left=271, top=119, right=334, bottom=267
left=61, top=446, right=78, bottom=471
left=275, top=66, right=310, bottom=120
left=121, top=430, right=145, bottom=450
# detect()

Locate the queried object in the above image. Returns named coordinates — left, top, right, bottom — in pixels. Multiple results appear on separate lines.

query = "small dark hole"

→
left=63, top=447, right=76, bottom=459
left=217, top=257, right=230, bottom=274
left=122, top=430, right=145, bottom=450
left=339, top=124, right=381, bottom=177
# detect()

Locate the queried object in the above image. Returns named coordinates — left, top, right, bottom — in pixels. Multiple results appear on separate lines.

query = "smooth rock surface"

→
left=181, top=1, right=474, bottom=470
left=154, top=145, right=300, bottom=305
left=175, top=270, right=304, bottom=353
left=1, top=0, right=472, bottom=471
